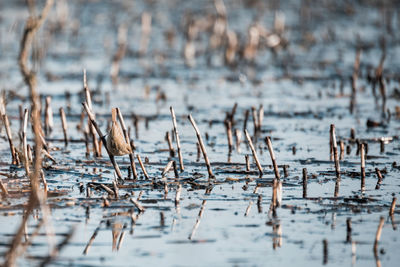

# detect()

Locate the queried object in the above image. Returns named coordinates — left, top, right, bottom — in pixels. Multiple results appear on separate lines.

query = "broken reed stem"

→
left=162, top=161, right=174, bottom=177
left=225, top=120, right=233, bottom=152
left=2, top=114, right=17, bottom=164
left=84, top=73, right=100, bottom=157
left=112, top=180, right=119, bottom=199
left=257, top=194, right=262, bottom=213
left=116, top=108, right=138, bottom=179
left=243, top=109, right=249, bottom=133
left=389, top=197, right=396, bottom=216
left=44, top=96, right=53, bottom=136
left=84, top=130, right=90, bottom=157
left=339, top=140, right=344, bottom=160
left=130, top=197, right=145, bottom=213
left=100, top=184, right=114, bottom=196
left=375, top=168, right=383, bottom=189
left=235, top=128, right=241, bottom=151
left=136, top=154, right=149, bottom=179
left=245, top=155, right=250, bottom=171
left=0, top=179, right=8, bottom=197
left=283, top=165, right=289, bottom=177
left=229, top=103, right=238, bottom=124
left=170, top=107, right=184, bottom=172
left=330, top=124, right=341, bottom=197
left=82, top=102, right=123, bottom=179
left=258, top=104, right=263, bottom=131
left=188, top=114, right=214, bottom=178
left=22, top=109, right=30, bottom=176
left=172, top=160, right=179, bottom=178
left=251, top=106, right=258, bottom=136
left=59, top=107, right=68, bottom=146
left=373, top=216, right=384, bottom=257
left=265, top=136, right=280, bottom=180
left=244, top=129, right=263, bottom=176
left=244, top=200, right=253, bottom=216
left=380, top=138, right=385, bottom=153
left=166, top=131, right=175, bottom=157
left=302, top=168, right=307, bottom=198
left=361, top=143, right=366, bottom=192
left=194, top=142, right=200, bottom=161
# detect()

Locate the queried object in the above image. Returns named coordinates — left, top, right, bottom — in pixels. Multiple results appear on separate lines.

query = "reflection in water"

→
left=390, top=215, right=397, bottom=230
left=245, top=185, right=259, bottom=216
left=188, top=187, right=212, bottom=240
left=351, top=241, right=356, bottom=266
left=373, top=217, right=385, bottom=267
left=112, top=222, right=123, bottom=251
left=323, top=239, right=328, bottom=265
left=188, top=199, right=207, bottom=240
left=272, top=222, right=282, bottom=250
left=83, top=221, right=103, bottom=255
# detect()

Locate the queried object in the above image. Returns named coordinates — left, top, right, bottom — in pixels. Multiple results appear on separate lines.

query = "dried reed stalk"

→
left=130, top=197, right=145, bottom=213
left=0, top=179, right=8, bottom=197
left=245, top=155, right=250, bottom=171
left=22, top=109, right=30, bottom=175
left=361, top=143, right=366, bottom=192
left=375, top=168, right=383, bottom=189
left=136, top=154, right=149, bottom=179
left=59, top=107, right=68, bottom=146
left=162, top=161, right=174, bottom=177
left=2, top=113, right=17, bottom=164
left=244, top=129, right=263, bottom=176
left=389, top=197, right=396, bottom=216
left=330, top=125, right=341, bottom=197
left=225, top=120, right=233, bottom=152
left=170, top=107, right=184, bottom=172
left=243, top=109, right=249, bottom=133
left=166, top=131, right=175, bottom=157
left=83, top=71, right=100, bottom=157
left=188, top=114, right=214, bottom=178
left=302, top=168, right=307, bottom=198
left=44, top=96, right=53, bottom=136
left=265, top=136, right=280, bottom=180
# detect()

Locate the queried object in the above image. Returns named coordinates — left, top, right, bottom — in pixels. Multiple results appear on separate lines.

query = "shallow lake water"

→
left=0, top=0, right=399, bottom=266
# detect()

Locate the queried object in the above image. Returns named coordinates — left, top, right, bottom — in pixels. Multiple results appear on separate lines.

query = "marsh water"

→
left=0, top=0, right=399, bottom=266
